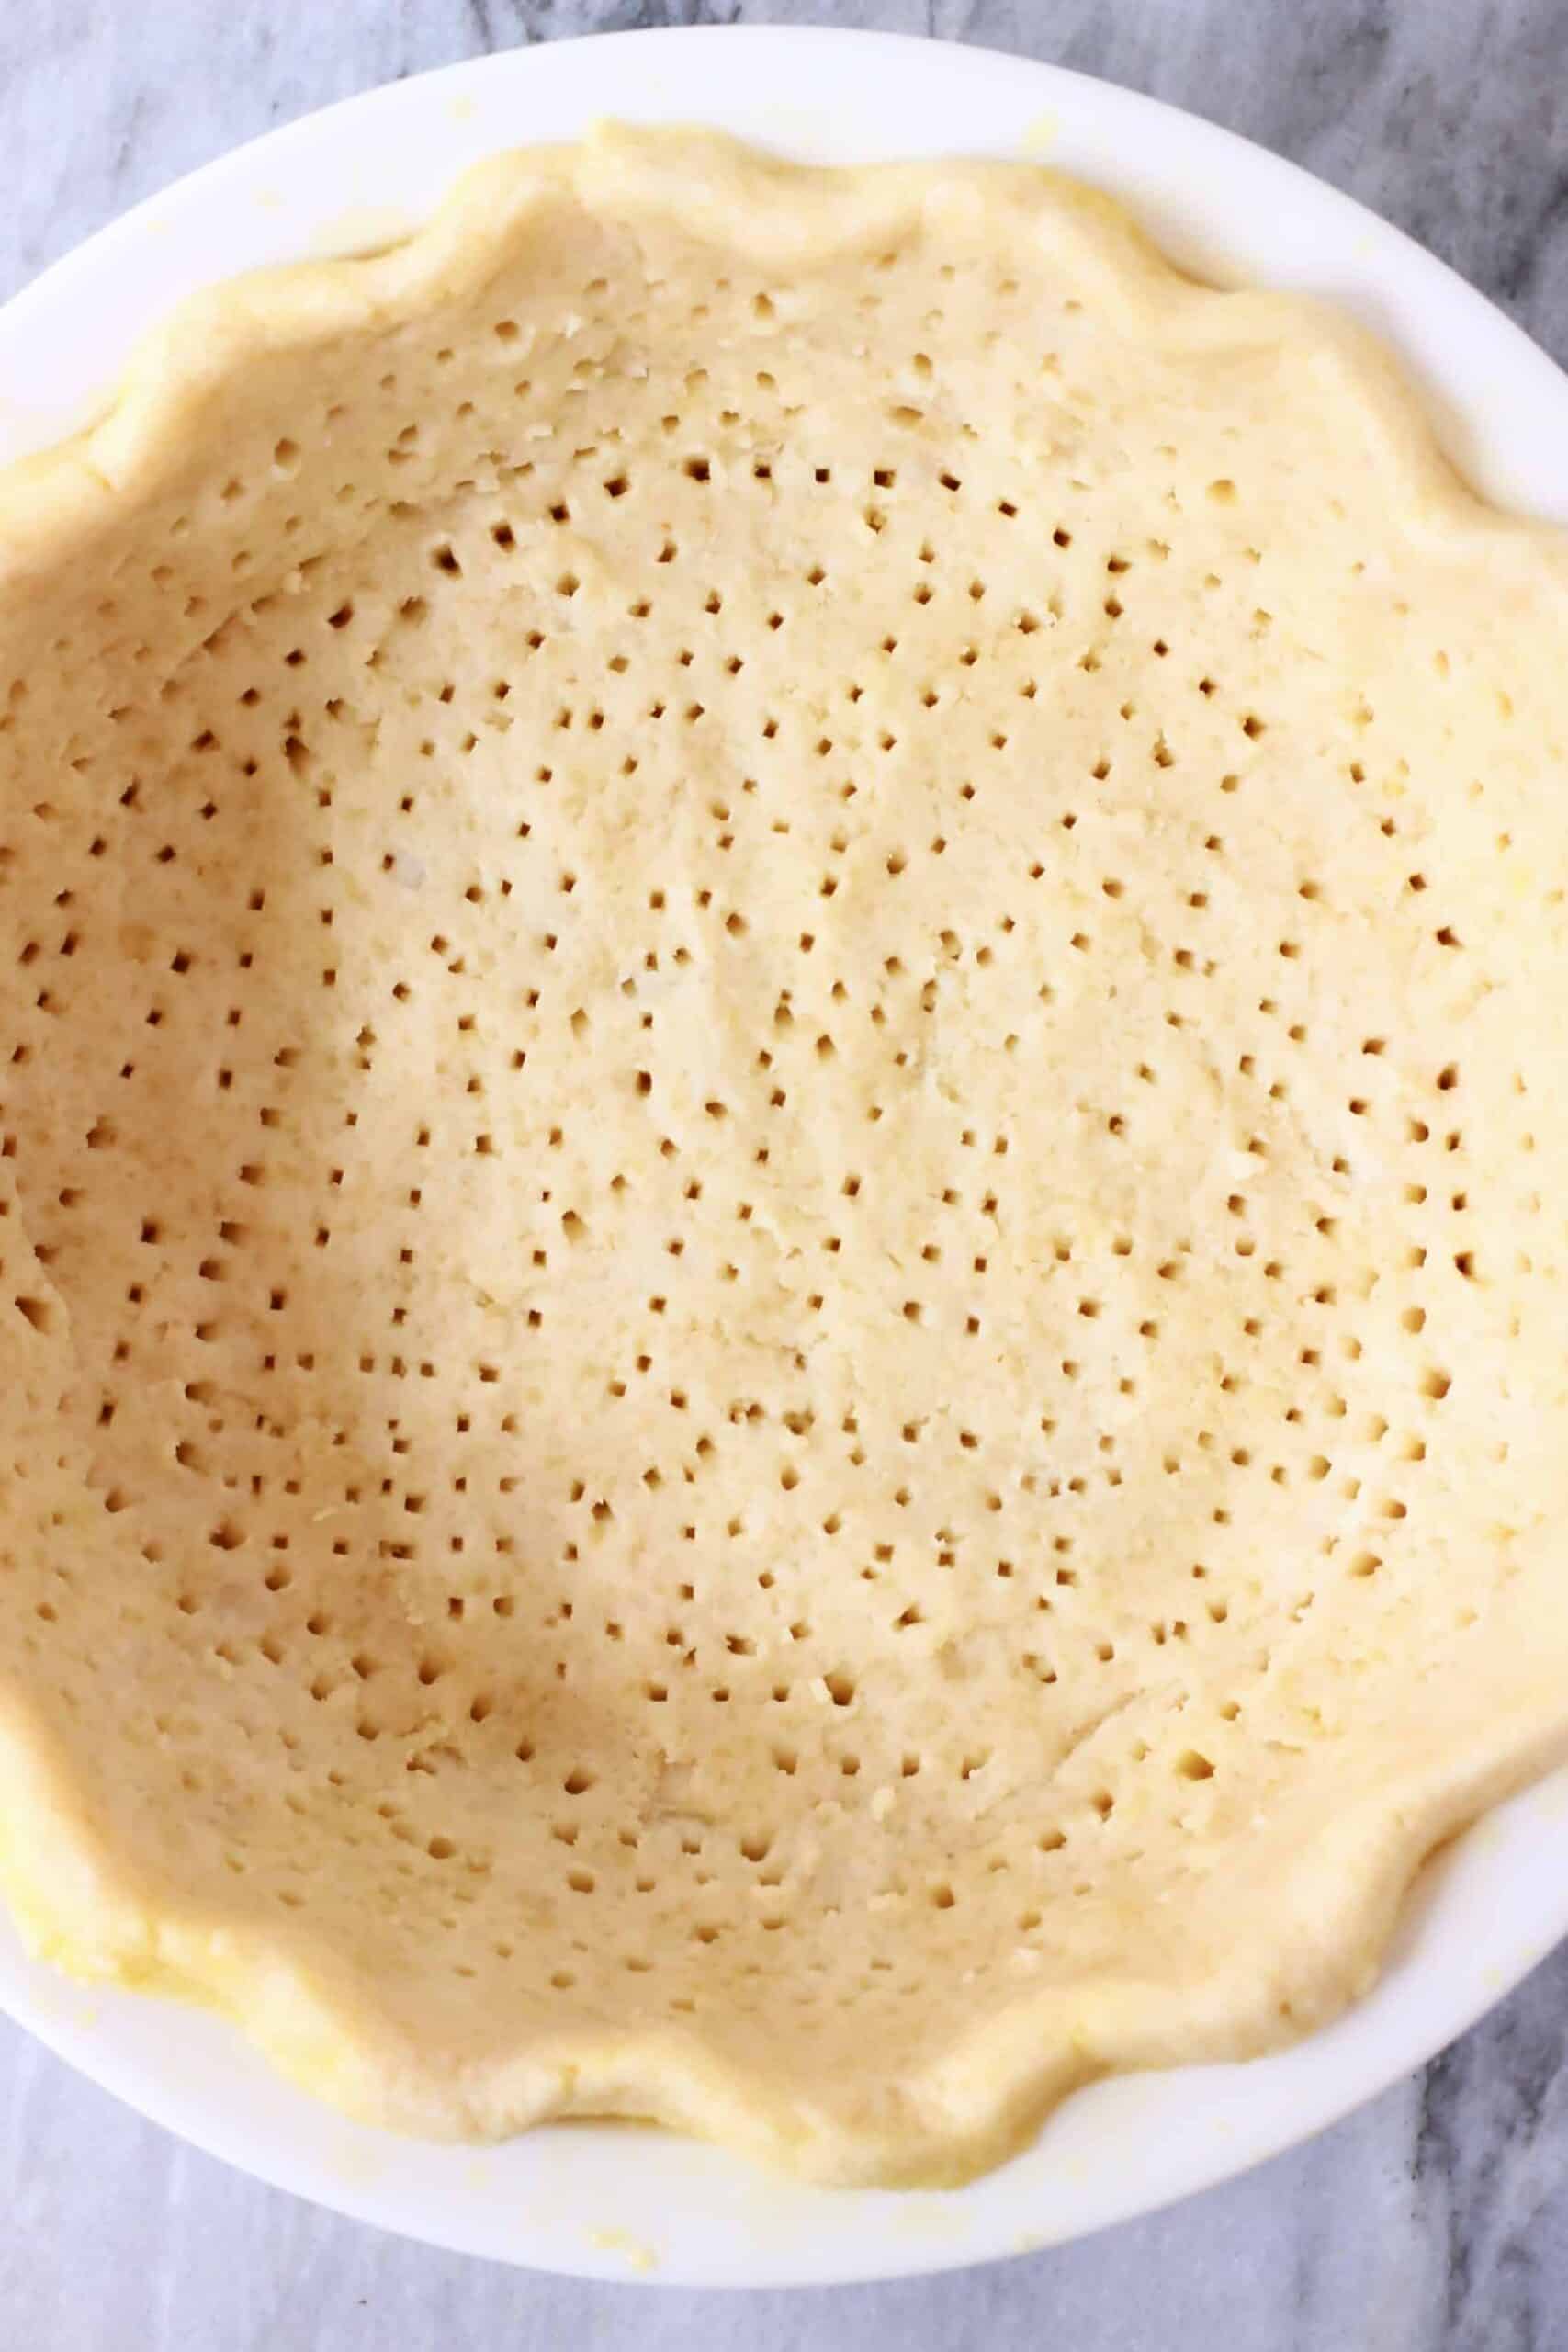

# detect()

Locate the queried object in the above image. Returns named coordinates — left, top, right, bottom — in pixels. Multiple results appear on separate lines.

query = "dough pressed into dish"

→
left=1, top=127, right=1566, bottom=2186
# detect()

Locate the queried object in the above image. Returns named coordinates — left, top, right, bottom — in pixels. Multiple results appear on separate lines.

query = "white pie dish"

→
left=1, top=21, right=1565, bottom=2289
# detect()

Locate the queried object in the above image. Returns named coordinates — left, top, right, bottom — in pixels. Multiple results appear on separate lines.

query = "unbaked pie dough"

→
left=1, top=128, right=1566, bottom=2185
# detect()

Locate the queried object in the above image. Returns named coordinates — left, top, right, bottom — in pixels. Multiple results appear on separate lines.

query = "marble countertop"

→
left=3, top=4, right=1566, bottom=2346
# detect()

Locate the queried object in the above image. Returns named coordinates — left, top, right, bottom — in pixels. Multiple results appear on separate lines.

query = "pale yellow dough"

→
left=2, top=128, right=1567, bottom=2188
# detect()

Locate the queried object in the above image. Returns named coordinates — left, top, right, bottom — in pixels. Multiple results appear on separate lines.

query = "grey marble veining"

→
left=2, top=5, right=1567, bottom=2347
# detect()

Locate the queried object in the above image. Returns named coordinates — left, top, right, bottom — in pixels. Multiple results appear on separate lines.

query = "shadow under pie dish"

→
left=1, top=123, right=1567, bottom=2190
